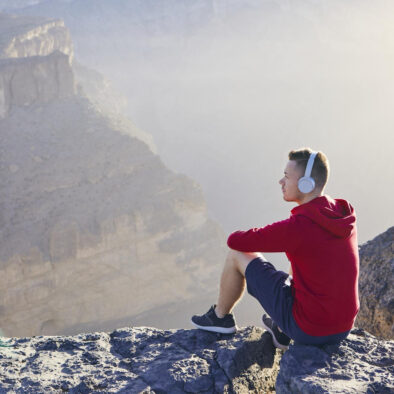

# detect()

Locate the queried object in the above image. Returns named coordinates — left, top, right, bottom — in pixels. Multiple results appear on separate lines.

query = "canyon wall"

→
left=0, top=13, right=226, bottom=337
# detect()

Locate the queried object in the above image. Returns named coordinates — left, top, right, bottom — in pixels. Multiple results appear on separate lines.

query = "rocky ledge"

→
left=0, top=326, right=393, bottom=393
left=0, top=326, right=281, bottom=393
left=277, top=328, right=394, bottom=394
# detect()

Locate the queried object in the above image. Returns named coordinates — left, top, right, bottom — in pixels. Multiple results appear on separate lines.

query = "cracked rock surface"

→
left=276, top=328, right=394, bottom=393
left=0, top=326, right=280, bottom=393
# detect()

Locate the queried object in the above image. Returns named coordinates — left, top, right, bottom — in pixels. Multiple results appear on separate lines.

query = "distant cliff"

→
left=0, top=13, right=74, bottom=118
left=0, top=13, right=73, bottom=59
left=0, top=13, right=226, bottom=337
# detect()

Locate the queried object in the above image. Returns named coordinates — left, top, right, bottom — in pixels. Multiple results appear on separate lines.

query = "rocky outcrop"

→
left=0, top=13, right=75, bottom=118
left=270, top=229, right=394, bottom=393
left=0, top=13, right=72, bottom=59
left=0, top=325, right=392, bottom=393
left=0, top=326, right=280, bottom=393
left=276, top=328, right=394, bottom=393
left=276, top=227, right=394, bottom=393
left=356, top=226, right=393, bottom=340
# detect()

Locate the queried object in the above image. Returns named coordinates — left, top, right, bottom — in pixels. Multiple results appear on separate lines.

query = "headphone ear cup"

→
left=298, top=177, right=315, bottom=193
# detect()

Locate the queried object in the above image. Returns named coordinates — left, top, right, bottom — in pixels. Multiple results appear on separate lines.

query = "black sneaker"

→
left=191, top=305, right=237, bottom=334
left=261, top=314, right=291, bottom=350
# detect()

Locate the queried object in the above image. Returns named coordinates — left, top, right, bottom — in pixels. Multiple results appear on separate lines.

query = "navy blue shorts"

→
left=245, top=257, right=350, bottom=345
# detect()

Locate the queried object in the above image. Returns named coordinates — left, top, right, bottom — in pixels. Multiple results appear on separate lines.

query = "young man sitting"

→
left=191, top=148, right=359, bottom=349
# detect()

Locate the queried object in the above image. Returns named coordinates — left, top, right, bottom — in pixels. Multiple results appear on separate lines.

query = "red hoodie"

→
left=227, top=195, right=359, bottom=336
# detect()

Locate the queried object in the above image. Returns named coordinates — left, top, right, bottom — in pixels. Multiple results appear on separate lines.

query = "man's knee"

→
left=226, top=249, right=265, bottom=276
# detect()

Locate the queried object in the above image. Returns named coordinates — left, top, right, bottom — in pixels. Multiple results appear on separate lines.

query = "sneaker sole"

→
left=261, top=320, right=289, bottom=350
left=190, top=319, right=237, bottom=334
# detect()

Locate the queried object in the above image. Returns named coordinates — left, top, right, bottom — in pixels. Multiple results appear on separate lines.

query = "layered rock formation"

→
left=356, top=226, right=393, bottom=340
left=0, top=96, right=226, bottom=337
left=0, top=13, right=74, bottom=118
left=0, top=13, right=226, bottom=337
left=0, top=13, right=72, bottom=59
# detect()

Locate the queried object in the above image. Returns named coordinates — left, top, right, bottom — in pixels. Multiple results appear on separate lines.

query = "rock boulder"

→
left=276, top=328, right=394, bottom=393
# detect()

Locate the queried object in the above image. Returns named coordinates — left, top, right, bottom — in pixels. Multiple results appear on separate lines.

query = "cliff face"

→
left=0, top=51, right=75, bottom=118
left=0, top=13, right=226, bottom=337
left=356, top=226, right=393, bottom=340
left=0, top=13, right=75, bottom=118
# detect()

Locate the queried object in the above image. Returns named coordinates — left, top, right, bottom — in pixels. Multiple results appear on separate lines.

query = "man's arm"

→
left=227, top=217, right=299, bottom=253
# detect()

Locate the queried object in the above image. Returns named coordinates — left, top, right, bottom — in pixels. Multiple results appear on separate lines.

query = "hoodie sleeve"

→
left=227, top=217, right=299, bottom=253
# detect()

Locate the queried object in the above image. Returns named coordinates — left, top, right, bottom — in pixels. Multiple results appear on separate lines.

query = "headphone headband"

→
left=304, top=152, right=317, bottom=178
left=297, top=151, right=318, bottom=194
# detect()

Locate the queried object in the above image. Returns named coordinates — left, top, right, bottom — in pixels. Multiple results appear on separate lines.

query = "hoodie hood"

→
left=291, top=195, right=356, bottom=238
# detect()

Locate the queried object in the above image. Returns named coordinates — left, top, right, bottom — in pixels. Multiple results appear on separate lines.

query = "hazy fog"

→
left=11, top=0, right=394, bottom=268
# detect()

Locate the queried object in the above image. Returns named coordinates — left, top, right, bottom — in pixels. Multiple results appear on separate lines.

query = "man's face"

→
left=279, top=160, right=304, bottom=203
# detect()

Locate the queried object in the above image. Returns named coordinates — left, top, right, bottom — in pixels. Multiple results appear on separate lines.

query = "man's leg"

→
left=215, top=249, right=265, bottom=318
left=191, top=248, right=265, bottom=333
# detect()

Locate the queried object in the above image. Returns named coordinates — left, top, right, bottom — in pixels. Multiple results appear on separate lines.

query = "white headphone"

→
left=298, top=151, right=317, bottom=193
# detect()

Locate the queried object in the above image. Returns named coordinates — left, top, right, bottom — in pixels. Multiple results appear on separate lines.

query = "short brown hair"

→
left=288, top=148, right=330, bottom=189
